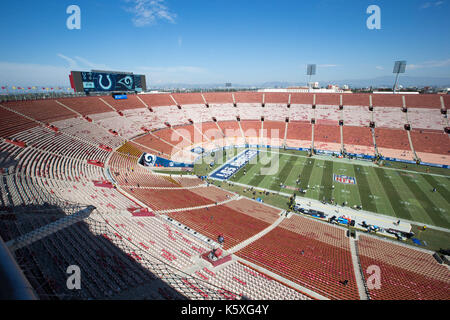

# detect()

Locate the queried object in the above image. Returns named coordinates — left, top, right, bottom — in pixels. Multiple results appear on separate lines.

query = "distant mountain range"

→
left=150, top=76, right=450, bottom=90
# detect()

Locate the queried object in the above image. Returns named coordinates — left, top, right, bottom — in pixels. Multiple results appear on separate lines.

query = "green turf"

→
left=204, top=149, right=450, bottom=229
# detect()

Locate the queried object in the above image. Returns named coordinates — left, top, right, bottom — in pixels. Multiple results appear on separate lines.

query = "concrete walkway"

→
left=349, top=238, right=369, bottom=300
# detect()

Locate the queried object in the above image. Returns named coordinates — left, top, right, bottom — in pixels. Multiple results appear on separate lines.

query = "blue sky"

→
left=0, top=0, right=449, bottom=87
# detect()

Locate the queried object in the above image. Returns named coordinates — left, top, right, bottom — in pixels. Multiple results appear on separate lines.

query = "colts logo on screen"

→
left=142, top=153, right=157, bottom=167
left=333, top=174, right=357, bottom=185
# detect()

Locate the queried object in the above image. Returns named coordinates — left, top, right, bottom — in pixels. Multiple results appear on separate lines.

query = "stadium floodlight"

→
left=392, top=60, right=406, bottom=94
left=306, top=64, right=316, bottom=91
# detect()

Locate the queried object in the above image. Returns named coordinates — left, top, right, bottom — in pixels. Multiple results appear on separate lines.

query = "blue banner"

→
left=139, top=153, right=193, bottom=168
left=113, top=94, right=128, bottom=100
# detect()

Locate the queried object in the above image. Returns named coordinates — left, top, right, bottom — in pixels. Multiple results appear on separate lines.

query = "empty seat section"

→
left=314, top=125, right=341, bottom=143
left=0, top=107, right=38, bottom=138
left=139, top=93, right=174, bottom=107
left=405, top=94, right=442, bottom=109
left=358, top=235, right=450, bottom=300
left=375, top=128, right=410, bottom=150
left=236, top=104, right=262, bottom=120
left=373, top=107, right=404, bottom=129
left=314, top=125, right=341, bottom=151
left=342, top=94, right=370, bottom=107
left=5, top=100, right=77, bottom=123
left=133, top=133, right=177, bottom=156
left=410, top=129, right=450, bottom=155
left=197, top=122, right=223, bottom=141
left=262, top=121, right=286, bottom=145
left=240, top=120, right=261, bottom=142
left=172, top=124, right=197, bottom=145
left=343, top=126, right=375, bottom=155
left=209, top=104, right=237, bottom=121
left=234, top=92, right=263, bottom=104
left=153, top=105, right=187, bottom=126
left=343, top=106, right=371, bottom=126
left=166, top=204, right=271, bottom=250
left=203, top=92, right=233, bottom=104
left=236, top=215, right=359, bottom=300
left=265, top=92, right=289, bottom=104
left=372, top=94, right=403, bottom=108
left=289, top=105, right=312, bottom=122
left=315, top=105, right=340, bottom=125
left=223, top=198, right=281, bottom=224
left=315, top=93, right=340, bottom=106
left=189, top=186, right=234, bottom=203
left=125, top=187, right=219, bottom=211
left=285, top=121, right=311, bottom=148
left=262, top=105, right=290, bottom=121
left=59, top=97, right=111, bottom=115
left=101, top=95, right=146, bottom=111
left=218, top=121, right=242, bottom=138
left=290, top=93, right=314, bottom=105
left=152, top=127, right=189, bottom=149
left=179, top=104, right=209, bottom=123
left=374, top=128, right=413, bottom=160
left=171, top=93, right=204, bottom=105
left=408, top=108, right=443, bottom=130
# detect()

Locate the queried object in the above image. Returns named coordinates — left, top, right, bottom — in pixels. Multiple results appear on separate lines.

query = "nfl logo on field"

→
left=333, top=174, right=357, bottom=185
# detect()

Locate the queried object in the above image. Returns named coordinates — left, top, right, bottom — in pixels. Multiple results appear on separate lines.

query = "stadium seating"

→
left=172, top=93, right=205, bottom=105
left=5, top=100, right=77, bottom=123
left=236, top=215, right=360, bottom=300
left=138, top=93, right=175, bottom=107
left=101, top=95, right=146, bottom=111
left=203, top=92, right=233, bottom=104
left=123, top=186, right=230, bottom=211
left=1, top=92, right=449, bottom=301
left=285, top=121, right=312, bottom=148
left=358, top=235, right=450, bottom=300
left=166, top=204, right=271, bottom=250
left=374, top=128, right=414, bottom=160
left=343, top=126, right=375, bottom=155
left=59, top=96, right=112, bottom=115
left=0, top=107, right=39, bottom=138
left=234, top=92, right=263, bottom=104
left=264, top=92, right=289, bottom=104
left=206, top=261, right=311, bottom=300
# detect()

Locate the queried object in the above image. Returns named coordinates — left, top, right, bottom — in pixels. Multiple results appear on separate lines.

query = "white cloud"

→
left=57, top=54, right=78, bottom=69
left=407, top=58, right=450, bottom=70
left=318, top=64, right=338, bottom=68
left=178, top=36, right=183, bottom=47
left=375, top=66, right=384, bottom=70
left=74, top=56, right=109, bottom=70
left=421, top=1, right=444, bottom=9
left=124, top=0, right=176, bottom=27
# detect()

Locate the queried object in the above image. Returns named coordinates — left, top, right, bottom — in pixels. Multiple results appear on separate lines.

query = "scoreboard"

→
left=70, top=71, right=146, bottom=93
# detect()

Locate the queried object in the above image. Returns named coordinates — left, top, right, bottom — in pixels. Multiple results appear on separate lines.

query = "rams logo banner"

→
left=333, top=174, right=357, bottom=185
left=141, top=153, right=157, bottom=167
left=139, top=153, right=194, bottom=168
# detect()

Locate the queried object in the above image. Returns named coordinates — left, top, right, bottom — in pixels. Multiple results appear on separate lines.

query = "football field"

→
left=216, top=149, right=450, bottom=229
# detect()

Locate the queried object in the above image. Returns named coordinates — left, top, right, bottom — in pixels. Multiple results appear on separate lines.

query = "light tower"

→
left=392, top=61, right=407, bottom=94
left=307, top=64, right=316, bottom=92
